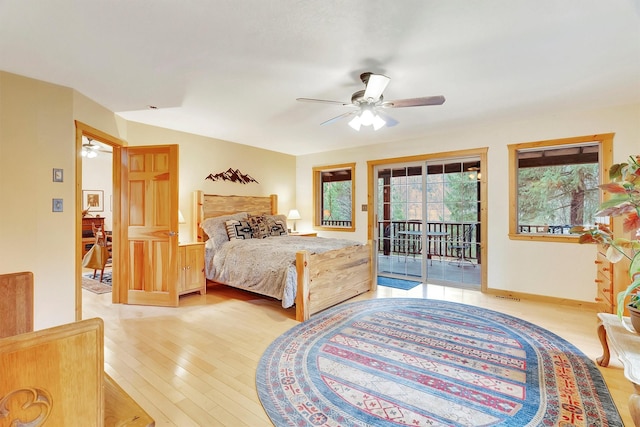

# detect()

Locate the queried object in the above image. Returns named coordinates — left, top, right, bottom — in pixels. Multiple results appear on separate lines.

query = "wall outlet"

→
left=361, top=204, right=368, bottom=211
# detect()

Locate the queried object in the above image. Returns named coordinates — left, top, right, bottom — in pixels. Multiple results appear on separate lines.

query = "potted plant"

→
left=571, top=155, right=640, bottom=331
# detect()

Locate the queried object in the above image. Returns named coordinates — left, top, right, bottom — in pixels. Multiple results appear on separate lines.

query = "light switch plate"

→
left=361, top=204, right=368, bottom=211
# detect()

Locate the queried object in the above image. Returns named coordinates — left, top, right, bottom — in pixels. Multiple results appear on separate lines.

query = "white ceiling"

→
left=1, top=1, right=639, bottom=156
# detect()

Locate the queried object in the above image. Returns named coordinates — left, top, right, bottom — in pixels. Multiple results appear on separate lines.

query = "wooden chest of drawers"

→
left=595, top=247, right=614, bottom=312
left=595, top=244, right=630, bottom=315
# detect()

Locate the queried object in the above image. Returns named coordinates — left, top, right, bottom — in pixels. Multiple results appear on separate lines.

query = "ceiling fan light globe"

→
left=360, top=109, right=374, bottom=126
left=348, top=115, right=362, bottom=131
left=372, top=114, right=386, bottom=130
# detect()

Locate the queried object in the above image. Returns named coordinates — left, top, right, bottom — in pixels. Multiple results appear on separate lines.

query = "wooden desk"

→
left=596, top=313, right=640, bottom=426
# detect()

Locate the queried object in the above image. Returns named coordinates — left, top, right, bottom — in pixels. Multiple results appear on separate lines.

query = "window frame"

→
left=313, top=162, right=356, bottom=232
left=508, top=133, right=613, bottom=243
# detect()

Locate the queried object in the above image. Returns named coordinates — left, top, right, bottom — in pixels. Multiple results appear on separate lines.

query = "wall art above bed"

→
left=205, top=168, right=259, bottom=184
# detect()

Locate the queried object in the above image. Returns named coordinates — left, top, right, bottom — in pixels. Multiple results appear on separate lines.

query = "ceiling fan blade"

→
left=363, top=74, right=390, bottom=101
left=297, top=98, right=352, bottom=106
left=376, top=110, right=399, bottom=127
left=382, top=95, right=446, bottom=108
left=320, top=111, right=358, bottom=126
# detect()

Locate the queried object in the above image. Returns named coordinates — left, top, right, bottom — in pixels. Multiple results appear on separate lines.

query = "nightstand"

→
left=178, top=242, right=206, bottom=296
left=289, top=231, right=317, bottom=237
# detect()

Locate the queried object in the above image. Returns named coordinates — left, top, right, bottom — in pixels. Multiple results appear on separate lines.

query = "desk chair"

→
left=88, top=224, right=112, bottom=282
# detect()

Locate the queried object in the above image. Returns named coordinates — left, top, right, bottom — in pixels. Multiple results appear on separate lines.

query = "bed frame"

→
left=192, top=191, right=375, bottom=321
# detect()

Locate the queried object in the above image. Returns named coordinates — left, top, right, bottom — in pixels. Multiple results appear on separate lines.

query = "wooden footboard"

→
left=295, top=241, right=375, bottom=321
left=194, top=191, right=376, bottom=322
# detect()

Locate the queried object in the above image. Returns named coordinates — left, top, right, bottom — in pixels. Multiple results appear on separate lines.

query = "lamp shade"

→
left=287, top=209, right=301, bottom=220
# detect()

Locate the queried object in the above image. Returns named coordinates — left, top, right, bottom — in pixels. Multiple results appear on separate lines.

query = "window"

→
left=313, top=163, right=355, bottom=232
left=508, top=134, right=613, bottom=242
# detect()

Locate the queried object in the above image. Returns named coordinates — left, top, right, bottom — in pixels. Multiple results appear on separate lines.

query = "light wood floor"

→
left=82, top=282, right=634, bottom=426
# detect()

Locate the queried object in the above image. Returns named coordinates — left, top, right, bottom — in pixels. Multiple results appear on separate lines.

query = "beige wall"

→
left=82, top=154, right=114, bottom=230
left=2, top=68, right=637, bottom=327
left=0, top=71, right=295, bottom=330
left=0, top=72, right=77, bottom=329
left=296, top=102, right=640, bottom=304
left=122, top=122, right=296, bottom=242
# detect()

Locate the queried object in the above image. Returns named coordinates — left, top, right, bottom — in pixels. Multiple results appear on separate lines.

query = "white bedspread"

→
left=205, top=236, right=361, bottom=308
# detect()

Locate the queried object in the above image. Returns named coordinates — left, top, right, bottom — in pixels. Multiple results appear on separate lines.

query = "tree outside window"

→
left=508, top=134, right=613, bottom=242
left=313, top=163, right=355, bottom=232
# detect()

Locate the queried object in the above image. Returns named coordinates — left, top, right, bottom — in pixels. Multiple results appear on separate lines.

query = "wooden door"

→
left=118, top=145, right=179, bottom=307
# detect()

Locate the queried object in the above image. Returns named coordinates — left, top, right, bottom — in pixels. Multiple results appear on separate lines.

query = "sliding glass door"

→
left=375, top=157, right=482, bottom=288
left=377, top=163, right=425, bottom=279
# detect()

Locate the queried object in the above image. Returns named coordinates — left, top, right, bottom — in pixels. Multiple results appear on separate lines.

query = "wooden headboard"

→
left=192, top=191, right=278, bottom=241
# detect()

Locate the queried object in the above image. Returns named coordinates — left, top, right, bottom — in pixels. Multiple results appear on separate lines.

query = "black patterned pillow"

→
left=248, top=214, right=270, bottom=239
left=265, top=216, right=288, bottom=236
left=225, top=219, right=253, bottom=240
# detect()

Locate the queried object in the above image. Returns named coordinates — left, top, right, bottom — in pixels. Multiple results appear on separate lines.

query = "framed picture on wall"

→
left=82, top=190, right=104, bottom=212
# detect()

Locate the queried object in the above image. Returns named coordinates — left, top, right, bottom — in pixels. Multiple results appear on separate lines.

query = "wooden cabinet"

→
left=595, top=243, right=630, bottom=315
left=82, top=217, right=104, bottom=258
left=178, top=242, right=206, bottom=296
left=595, top=246, right=615, bottom=312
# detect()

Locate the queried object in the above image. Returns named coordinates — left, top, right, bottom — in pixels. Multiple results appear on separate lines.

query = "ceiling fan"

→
left=81, top=136, right=112, bottom=158
left=296, top=72, right=445, bottom=131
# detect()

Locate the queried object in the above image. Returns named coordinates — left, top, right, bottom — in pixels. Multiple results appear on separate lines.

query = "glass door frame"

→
left=367, top=148, right=488, bottom=292
left=374, top=161, right=426, bottom=281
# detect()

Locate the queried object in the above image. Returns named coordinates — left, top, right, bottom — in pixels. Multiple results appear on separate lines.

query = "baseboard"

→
left=484, top=288, right=600, bottom=311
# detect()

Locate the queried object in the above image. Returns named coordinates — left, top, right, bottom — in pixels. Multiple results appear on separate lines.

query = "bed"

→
left=192, top=191, right=374, bottom=321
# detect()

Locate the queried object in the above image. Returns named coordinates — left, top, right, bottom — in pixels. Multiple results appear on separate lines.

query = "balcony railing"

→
left=377, top=221, right=480, bottom=263
left=321, top=219, right=352, bottom=227
left=517, top=224, right=572, bottom=234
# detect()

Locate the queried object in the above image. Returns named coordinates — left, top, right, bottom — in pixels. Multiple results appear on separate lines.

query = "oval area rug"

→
left=257, top=298, right=622, bottom=426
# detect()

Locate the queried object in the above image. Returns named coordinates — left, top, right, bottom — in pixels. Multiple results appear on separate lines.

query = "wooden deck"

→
left=377, top=253, right=481, bottom=287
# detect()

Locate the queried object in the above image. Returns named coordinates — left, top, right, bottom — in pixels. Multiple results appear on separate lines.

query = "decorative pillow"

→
left=247, top=214, right=270, bottom=239
left=201, top=212, right=248, bottom=250
left=265, top=214, right=288, bottom=236
left=225, top=219, right=253, bottom=240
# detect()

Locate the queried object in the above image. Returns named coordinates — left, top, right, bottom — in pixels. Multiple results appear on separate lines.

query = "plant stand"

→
left=596, top=313, right=640, bottom=426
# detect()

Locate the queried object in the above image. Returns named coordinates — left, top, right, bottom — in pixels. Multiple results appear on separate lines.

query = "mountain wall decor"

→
left=205, top=168, right=259, bottom=184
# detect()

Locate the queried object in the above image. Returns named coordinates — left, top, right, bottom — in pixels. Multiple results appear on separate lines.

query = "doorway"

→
left=75, top=122, right=123, bottom=320
left=371, top=149, right=487, bottom=290
left=80, top=137, right=113, bottom=286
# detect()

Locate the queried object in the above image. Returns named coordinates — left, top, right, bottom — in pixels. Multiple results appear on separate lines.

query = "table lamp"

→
left=287, top=209, right=301, bottom=232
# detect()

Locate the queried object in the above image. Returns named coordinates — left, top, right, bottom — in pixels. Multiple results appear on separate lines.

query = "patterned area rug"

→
left=257, top=298, right=622, bottom=426
left=82, top=272, right=112, bottom=294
